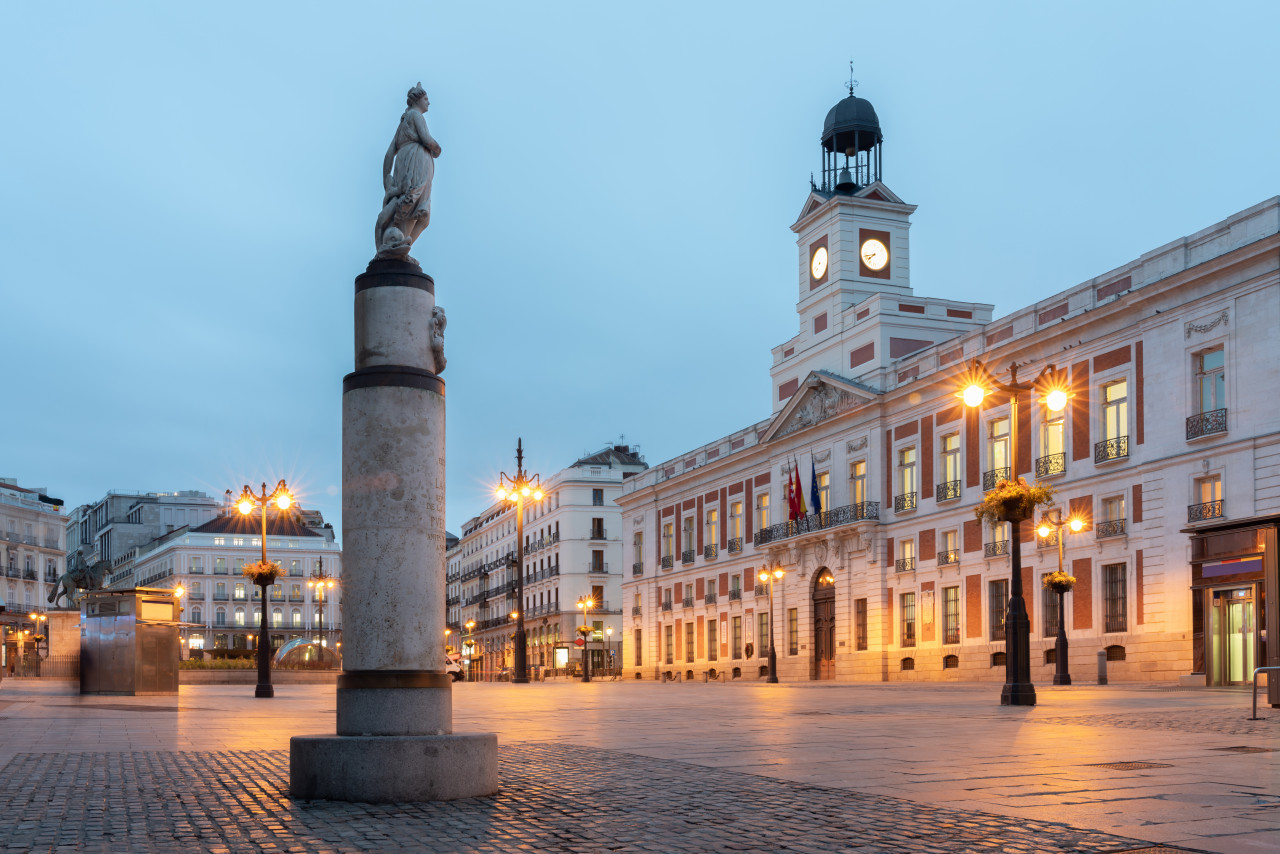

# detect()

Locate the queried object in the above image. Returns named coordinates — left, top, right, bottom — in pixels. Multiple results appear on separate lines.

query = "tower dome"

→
left=818, top=91, right=883, bottom=193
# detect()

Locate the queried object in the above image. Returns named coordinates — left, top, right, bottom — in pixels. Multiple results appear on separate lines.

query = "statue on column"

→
left=374, top=82, right=442, bottom=264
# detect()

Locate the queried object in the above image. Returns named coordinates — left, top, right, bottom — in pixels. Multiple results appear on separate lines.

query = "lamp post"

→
left=494, top=438, right=544, bottom=685
left=308, top=557, right=338, bottom=645
left=235, top=479, right=294, bottom=699
left=576, top=596, right=594, bottom=682
left=1037, top=509, right=1084, bottom=685
left=464, top=619, right=476, bottom=682
left=757, top=566, right=786, bottom=683
left=961, top=361, right=1068, bottom=707
left=605, top=626, right=614, bottom=676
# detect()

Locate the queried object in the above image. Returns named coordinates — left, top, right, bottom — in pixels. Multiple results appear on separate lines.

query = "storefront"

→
left=1187, top=515, right=1278, bottom=705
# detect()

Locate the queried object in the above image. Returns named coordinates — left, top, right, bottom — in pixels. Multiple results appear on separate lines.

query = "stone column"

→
left=290, top=259, right=498, bottom=802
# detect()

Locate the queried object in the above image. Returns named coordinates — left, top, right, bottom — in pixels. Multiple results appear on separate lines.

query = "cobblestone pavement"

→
left=1030, top=711, right=1278, bottom=737
left=0, top=742, right=1162, bottom=854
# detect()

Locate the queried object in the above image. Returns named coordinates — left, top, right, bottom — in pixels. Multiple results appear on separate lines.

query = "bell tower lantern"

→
left=818, top=81, right=883, bottom=194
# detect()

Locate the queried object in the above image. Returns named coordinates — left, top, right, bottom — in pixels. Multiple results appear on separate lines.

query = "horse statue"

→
left=48, top=559, right=110, bottom=609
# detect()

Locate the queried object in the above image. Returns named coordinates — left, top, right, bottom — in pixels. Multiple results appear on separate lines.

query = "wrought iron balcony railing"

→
left=1096, top=519, right=1126, bottom=539
left=1037, top=529, right=1059, bottom=549
left=1094, top=436, right=1129, bottom=464
left=755, top=586, right=768, bottom=597
left=661, top=554, right=673, bottom=569
left=1035, top=453, right=1066, bottom=478
left=1188, top=500, right=1224, bottom=523
left=681, top=549, right=695, bottom=565
left=682, top=596, right=694, bottom=608
left=704, top=544, right=717, bottom=559
left=704, top=592, right=717, bottom=604
left=729, top=589, right=742, bottom=601
left=895, top=557, right=916, bottom=573
left=728, top=537, right=743, bottom=554
left=589, top=528, right=607, bottom=540
left=1186, top=408, right=1227, bottom=440
left=894, top=492, right=917, bottom=512
left=983, top=467, right=1010, bottom=490
left=751, top=502, right=879, bottom=546
left=660, top=601, right=673, bottom=612
left=588, top=562, right=608, bottom=573
left=632, top=605, right=642, bottom=616
left=632, top=562, right=644, bottom=577
left=937, top=549, right=959, bottom=566
left=936, top=480, right=961, bottom=502
left=984, top=540, right=1010, bottom=558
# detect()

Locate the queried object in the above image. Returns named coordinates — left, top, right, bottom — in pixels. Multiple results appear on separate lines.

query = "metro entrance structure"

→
left=617, top=84, right=1280, bottom=699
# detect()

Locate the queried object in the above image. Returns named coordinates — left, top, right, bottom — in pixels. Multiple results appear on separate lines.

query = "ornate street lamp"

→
left=494, top=438, right=544, bottom=685
left=605, top=626, right=614, bottom=676
left=235, top=479, right=294, bottom=699
left=576, top=596, right=595, bottom=683
left=1037, top=510, right=1085, bottom=685
left=757, top=566, right=786, bottom=683
left=307, top=557, right=338, bottom=644
left=960, top=360, right=1068, bottom=707
left=463, top=619, right=476, bottom=682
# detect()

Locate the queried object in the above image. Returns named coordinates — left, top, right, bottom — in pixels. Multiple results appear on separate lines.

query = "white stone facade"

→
left=446, top=446, right=647, bottom=677
left=0, top=478, right=66, bottom=614
left=618, top=148, right=1279, bottom=684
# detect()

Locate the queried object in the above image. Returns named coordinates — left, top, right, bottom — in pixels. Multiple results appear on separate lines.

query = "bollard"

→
left=1096, top=649, right=1108, bottom=685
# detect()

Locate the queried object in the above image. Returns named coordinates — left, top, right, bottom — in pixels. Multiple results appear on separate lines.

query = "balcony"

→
left=42, top=538, right=60, bottom=549
left=1035, top=453, right=1066, bottom=478
left=984, top=540, right=1010, bottom=558
left=632, top=562, right=644, bottom=577
left=589, top=528, right=607, bottom=541
left=212, top=593, right=230, bottom=601
left=937, top=549, right=959, bottom=567
left=682, top=596, right=695, bottom=608
left=894, top=492, right=917, bottom=513
left=752, top=502, right=879, bottom=546
left=1037, top=529, right=1059, bottom=549
left=660, top=601, right=673, bottom=612
left=754, top=586, right=768, bottom=597
left=632, top=605, right=642, bottom=616
left=1096, top=519, right=1127, bottom=539
left=661, top=554, right=673, bottom=569
left=1094, top=436, right=1129, bottom=464
left=189, top=566, right=206, bottom=575
left=588, top=562, right=608, bottom=574
left=728, top=537, right=743, bottom=554
left=703, top=544, right=717, bottom=560
left=728, top=589, right=742, bottom=601
left=681, top=549, right=695, bottom=566
left=983, top=467, right=1010, bottom=490
left=1187, top=408, right=1227, bottom=441
left=936, top=480, right=961, bottom=502
left=1188, top=500, right=1224, bottom=523
left=23, top=569, right=36, bottom=580
left=895, top=557, right=916, bottom=573
left=704, top=592, right=717, bottom=605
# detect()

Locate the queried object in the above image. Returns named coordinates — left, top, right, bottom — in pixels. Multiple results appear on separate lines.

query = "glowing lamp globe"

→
left=1069, top=518, right=1085, bottom=532
left=276, top=493, right=292, bottom=510
left=962, top=385, right=986, bottom=407
left=1045, top=388, right=1069, bottom=412
left=237, top=499, right=253, bottom=515
left=1037, top=525, right=1051, bottom=538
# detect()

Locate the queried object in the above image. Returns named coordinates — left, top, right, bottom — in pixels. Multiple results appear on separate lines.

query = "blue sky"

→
left=2, top=1, right=1278, bottom=535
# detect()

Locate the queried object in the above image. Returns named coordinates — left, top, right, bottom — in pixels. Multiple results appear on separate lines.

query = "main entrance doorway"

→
left=1208, top=586, right=1256, bottom=686
left=812, top=568, right=835, bottom=680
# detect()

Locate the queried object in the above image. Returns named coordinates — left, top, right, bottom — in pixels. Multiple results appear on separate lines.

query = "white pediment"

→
left=762, top=372, right=878, bottom=443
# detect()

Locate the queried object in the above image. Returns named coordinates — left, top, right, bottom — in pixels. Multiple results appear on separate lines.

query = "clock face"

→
left=810, top=246, right=829, bottom=280
left=861, top=239, right=888, bottom=271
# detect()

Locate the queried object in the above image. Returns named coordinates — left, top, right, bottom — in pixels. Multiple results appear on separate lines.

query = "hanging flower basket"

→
left=241, top=560, right=283, bottom=587
left=974, top=477, right=1056, bottom=525
left=1043, top=569, right=1077, bottom=594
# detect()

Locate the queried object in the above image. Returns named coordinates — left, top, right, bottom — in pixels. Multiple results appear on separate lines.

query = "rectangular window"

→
left=758, top=613, right=769, bottom=656
left=592, top=488, right=604, bottom=507
left=705, top=508, right=718, bottom=546
left=1196, top=475, right=1222, bottom=505
left=943, top=586, right=960, bottom=645
left=756, top=493, right=770, bottom=530
left=1195, top=346, right=1225, bottom=413
left=633, top=532, right=644, bottom=567
left=898, top=447, right=917, bottom=496
left=682, top=517, right=695, bottom=556
left=897, top=538, right=915, bottom=572
left=685, top=622, right=695, bottom=663
left=730, top=501, right=743, bottom=548
left=190, top=581, right=203, bottom=599
left=732, top=616, right=743, bottom=659
left=634, top=629, right=642, bottom=666
left=189, top=556, right=203, bottom=574
left=940, top=434, right=961, bottom=485
left=1102, top=495, right=1125, bottom=522
left=664, top=625, right=673, bottom=665
left=900, top=592, right=916, bottom=648
left=817, top=471, right=829, bottom=512
left=1103, top=380, right=1128, bottom=441
left=787, top=608, right=798, bottom=655
left=850, top=461, right=867, bottom=505
left=662, top=523, right=674, bottom=559
left=707, top=618, right=718, bottom=661
left=1042, top=412, right=1065, bottom=457
left=214, top=557, right=227, bottom=574
left=855, top=598, right=868, bottom=651
left=1104, top=563, right=1127, bottom=633
left=234, top=582, right=246, bottom=600
left=988, top=417, right=1010, bottom=474
left=1042, top=573, right=1060, bottom=638
left=989, top=579, right=1008, bottom=641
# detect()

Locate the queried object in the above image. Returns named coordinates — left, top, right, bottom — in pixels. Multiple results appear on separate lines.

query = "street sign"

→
left=574, top=637, right=585, bottom=647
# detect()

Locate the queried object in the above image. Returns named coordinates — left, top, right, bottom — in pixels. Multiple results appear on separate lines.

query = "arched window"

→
left=234, top=607, right=245, bottom=627
left=191, top=607, right=203, bottom=624
left=272, top=607, right=283, bottom=627
left=215, top=607, right=226, bottom=627
left=291, top=608, right=302, bottom=627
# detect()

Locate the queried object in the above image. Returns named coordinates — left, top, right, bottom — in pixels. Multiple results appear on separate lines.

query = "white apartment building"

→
left=65, top=489, right=223, bottom=571
left=1, top=478, right=66, bottom=614
left=446, top=445, right=647, bottom=678
left=618, top=87, right=1280, bottom=689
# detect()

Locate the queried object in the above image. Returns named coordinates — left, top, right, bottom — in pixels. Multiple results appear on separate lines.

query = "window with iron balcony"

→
left=1037, top=409, right=1066, bottom=477
left=895, top=447, right=917, bottom=512
left=1187, top=346, right=1227, bottom=440
left=937, top=434, right=962, bottom=501
left=984, top=416, right=1011, bottom=489
left=1095, top=379, right=1129, bottom=463
left=1188, top=475, right=1223, bottom=523
left=1096, top=496, right=1126, bottom=538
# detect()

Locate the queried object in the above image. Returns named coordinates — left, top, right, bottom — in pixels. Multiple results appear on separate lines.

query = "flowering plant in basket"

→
left=1042, top=569, right=1076, bottom=594
left=974, top=477, right=1056, bottom=525
left=241, top=560, right=283, bottom=587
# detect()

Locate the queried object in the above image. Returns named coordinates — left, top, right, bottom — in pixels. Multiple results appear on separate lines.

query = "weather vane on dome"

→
left=847, top=60, right=859, bottom=97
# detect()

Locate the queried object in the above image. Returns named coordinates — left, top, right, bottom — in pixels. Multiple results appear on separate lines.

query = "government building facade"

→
left=618, top=89, right=1280, bottom=686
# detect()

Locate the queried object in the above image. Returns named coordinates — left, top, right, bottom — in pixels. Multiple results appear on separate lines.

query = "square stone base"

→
left=290, top=732, right=498, bottom=802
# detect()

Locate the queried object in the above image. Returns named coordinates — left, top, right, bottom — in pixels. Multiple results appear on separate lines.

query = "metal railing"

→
left=1187, top=408, right=1227, bottom=441
left=895, top=557, right=916, bottom=573
left=661, top=555, right=673, bottom=569
left=728, top=589, right=742, bottom=601
left=983, top=467, right=1010, bottom=490
left=1035, top=453, right=1066, bottom=478
left=1188, top=500, right=1224, bottom=523
left=727, top=537, right=743, bottom=554
left=1249, top=666, right=1280, bottom=720
left=752, top=502, right=879, bottom=546
left=936, top=480, right=961, bottom=502
left=632, top=562, right=644, bottom=577
left=704, top=592, right=717, bottom=604
left=894, top=492, right=917, bottom=512
left=660, top=601, right=673, bottom=612
left=632, top=605, right=642, bottom=616
left=754, top=586, right=767, bottom=597
left=1038, top=529, right=1059, bottom=549
left=682, top=596, right=694, bottom=608
left=937, top=549, right=959, bottom=566
left=1096, top=519, right=1126, bottom=538
left=681, top=549, right=695, bottom=565
left=589, top=528, right=607, bottom=540
left=984, top=540, right=1010, bottom=558
left=588, top=562, right=608, bottom=573
left=704, top=544, right=717, bottom=559
left=1094, top=436, right=1129, bottom=464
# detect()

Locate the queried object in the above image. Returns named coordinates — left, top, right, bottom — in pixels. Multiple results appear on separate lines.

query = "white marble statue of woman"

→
left=374, top=82, right=442, bottom=263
